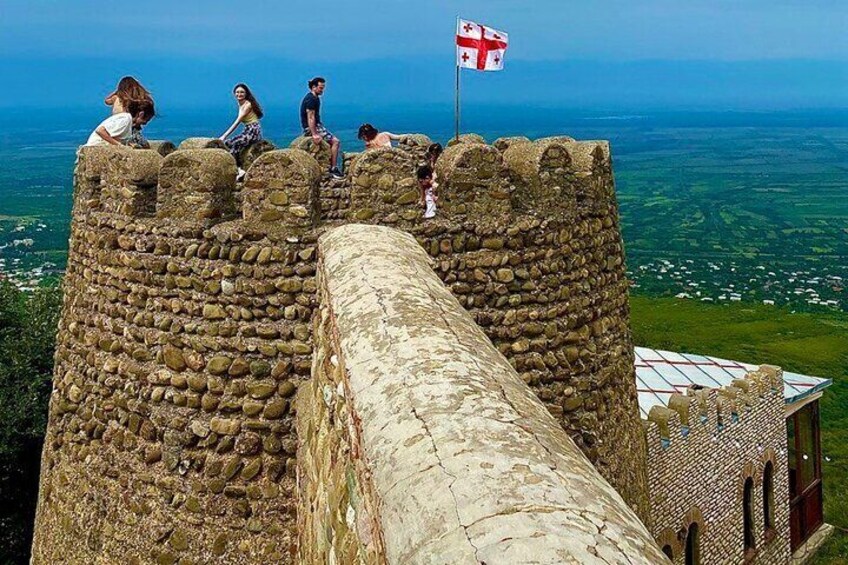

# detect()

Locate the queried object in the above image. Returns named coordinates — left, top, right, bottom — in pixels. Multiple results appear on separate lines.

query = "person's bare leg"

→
left=331, top=138, right=341, bottom=170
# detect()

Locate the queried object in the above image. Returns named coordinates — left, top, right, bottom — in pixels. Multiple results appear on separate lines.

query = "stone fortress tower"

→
left=31, top=132, right=654, bottom=563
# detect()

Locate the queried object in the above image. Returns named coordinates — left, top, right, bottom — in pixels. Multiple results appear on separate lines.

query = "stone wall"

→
left=32, top=147, right=314, bottom=564
left=645, top=366, right=792, bottom=564
left=296, top=224, right=666, bottom=564
left=32, top=131, right=650, bottom=563
left=320, top=136, right=649, bottom=521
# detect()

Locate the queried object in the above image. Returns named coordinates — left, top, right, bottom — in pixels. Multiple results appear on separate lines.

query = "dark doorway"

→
left=662, top=544, right=674, bottom=560
left=685, top=523, right=700, bottom=565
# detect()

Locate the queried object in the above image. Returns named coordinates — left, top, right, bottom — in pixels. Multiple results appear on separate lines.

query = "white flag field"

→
left=456, top=18, right=509, bottom=71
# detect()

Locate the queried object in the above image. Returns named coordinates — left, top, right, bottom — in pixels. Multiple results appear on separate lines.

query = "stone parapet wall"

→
left=297, top=224, right=666, bottom=564
left=33, top=131, right=650, bottom=562
left=645, top=366, right=792, bottom=564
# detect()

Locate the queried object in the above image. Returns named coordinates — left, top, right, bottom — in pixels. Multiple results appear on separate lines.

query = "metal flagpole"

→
left=455, top=64, right=460, bottom=142
left=455, top=16, right=461, bottom=142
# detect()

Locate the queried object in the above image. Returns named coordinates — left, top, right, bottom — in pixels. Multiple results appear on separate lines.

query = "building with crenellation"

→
left=30, top=131, right=832, bottom=564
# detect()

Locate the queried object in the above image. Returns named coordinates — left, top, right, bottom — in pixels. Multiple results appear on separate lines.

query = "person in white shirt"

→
left=85, top=100, right=155, bottom=147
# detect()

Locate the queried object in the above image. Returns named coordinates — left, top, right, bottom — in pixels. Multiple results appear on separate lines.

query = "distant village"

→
left=0, top=218, right=845, bottom=311
left=630, top=257, right=844, bottom=311
left=0, top=221, right=61, bottom=291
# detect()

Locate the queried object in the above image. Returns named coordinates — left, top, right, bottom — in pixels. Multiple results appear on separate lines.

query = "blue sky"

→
left=2, top=1, right=847, bottom=110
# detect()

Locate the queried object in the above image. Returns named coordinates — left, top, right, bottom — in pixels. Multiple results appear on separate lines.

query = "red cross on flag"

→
left=456, top=18, right=509, bottom=71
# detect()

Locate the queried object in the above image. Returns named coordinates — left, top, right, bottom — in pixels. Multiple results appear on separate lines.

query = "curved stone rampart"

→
left=493, top=135, right=531, bottom=152
left=502, top=138, right=573, bottom=212
left=447, top=132, right=486, bottom=147
left=179, top=137, right=227, bottom=150
left=288, top=136, right=331, bottom=168
left=348, top=147, right=418, bottom=222
left=33, top=131, right=651, bottom=563
left=102, top=148, right=162, bottom=216
left=297, top=224, right=666, bottom=564
left=157, top=148, right=237, bottom=221
left=148, top=140, right=177, bottom=157
left=242, top=149, right=321, bottom=229
left=320, top=136, right=647, bottom=521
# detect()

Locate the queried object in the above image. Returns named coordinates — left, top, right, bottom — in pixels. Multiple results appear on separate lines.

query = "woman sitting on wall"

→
left=219, top=83, right=264, bottom=181
left=357, top=123, right=405, bottom=150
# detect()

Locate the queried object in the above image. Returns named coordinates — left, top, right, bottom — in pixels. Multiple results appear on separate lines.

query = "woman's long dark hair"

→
left=234, top=83, right=264, bottom=119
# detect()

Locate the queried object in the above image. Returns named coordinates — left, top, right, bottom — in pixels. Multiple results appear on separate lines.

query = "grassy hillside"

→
left=630, top=295, right=848, bottom=562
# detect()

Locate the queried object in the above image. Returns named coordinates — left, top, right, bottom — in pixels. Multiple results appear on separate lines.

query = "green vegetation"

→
left=616, top=127, right=848, bottom=263
left=0, top=280, right=62, bottom=564
left=613, top=126, right=848, bottom=312
left=630, top=295, right=848, bottom=562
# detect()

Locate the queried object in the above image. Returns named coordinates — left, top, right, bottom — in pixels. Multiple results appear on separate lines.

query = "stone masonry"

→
left=32, top=131, right=650, bottom=563
left=297, top=224, right=666, bottom=564
left=645, top=366, right=791, bottom=564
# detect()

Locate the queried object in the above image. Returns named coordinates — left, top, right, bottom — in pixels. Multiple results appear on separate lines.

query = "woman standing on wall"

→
left=219, top=83, right=264, bottom=180
left=105, top=76, right=154, bottom=147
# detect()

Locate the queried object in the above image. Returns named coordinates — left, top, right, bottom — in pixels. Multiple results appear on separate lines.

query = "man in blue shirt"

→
left=300, top=77, right=343, bottom=179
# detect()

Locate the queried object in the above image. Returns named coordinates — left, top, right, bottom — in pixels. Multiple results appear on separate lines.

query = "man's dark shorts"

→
left=303, top=124, right=335, bottom=143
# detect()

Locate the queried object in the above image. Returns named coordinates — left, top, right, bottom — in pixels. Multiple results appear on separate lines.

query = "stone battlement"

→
left=73, top=133, right=615, bottom=229
left=644, top=365, right=785, bottom=450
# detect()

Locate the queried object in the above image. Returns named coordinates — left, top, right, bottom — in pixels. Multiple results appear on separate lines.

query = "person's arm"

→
left=95, top=126, right=124, bottom=146
left=105, top=91, right=117, bottom=106
left=219, top=103, right=250, bottom=140
left=307, top=109, right=321, bottom=144
left=219, top=117, right=241, bottom=141
left=385, top=132, right=403, bottom=140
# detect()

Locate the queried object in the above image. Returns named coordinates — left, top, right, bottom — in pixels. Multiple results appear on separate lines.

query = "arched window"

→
left=685, top=523, right=700, bottom=565
left=662, top=544, right=674, bottom=560
left=744, top=477, right=756, bottom=552
left=763, top=461, right=775, bottom=532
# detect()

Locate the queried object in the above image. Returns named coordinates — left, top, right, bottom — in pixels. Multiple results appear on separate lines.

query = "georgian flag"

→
left=456, top=18, right=509, bottom=71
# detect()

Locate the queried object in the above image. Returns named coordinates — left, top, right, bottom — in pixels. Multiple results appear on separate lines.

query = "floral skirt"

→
left=224, top=122, right=262, bottom=157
